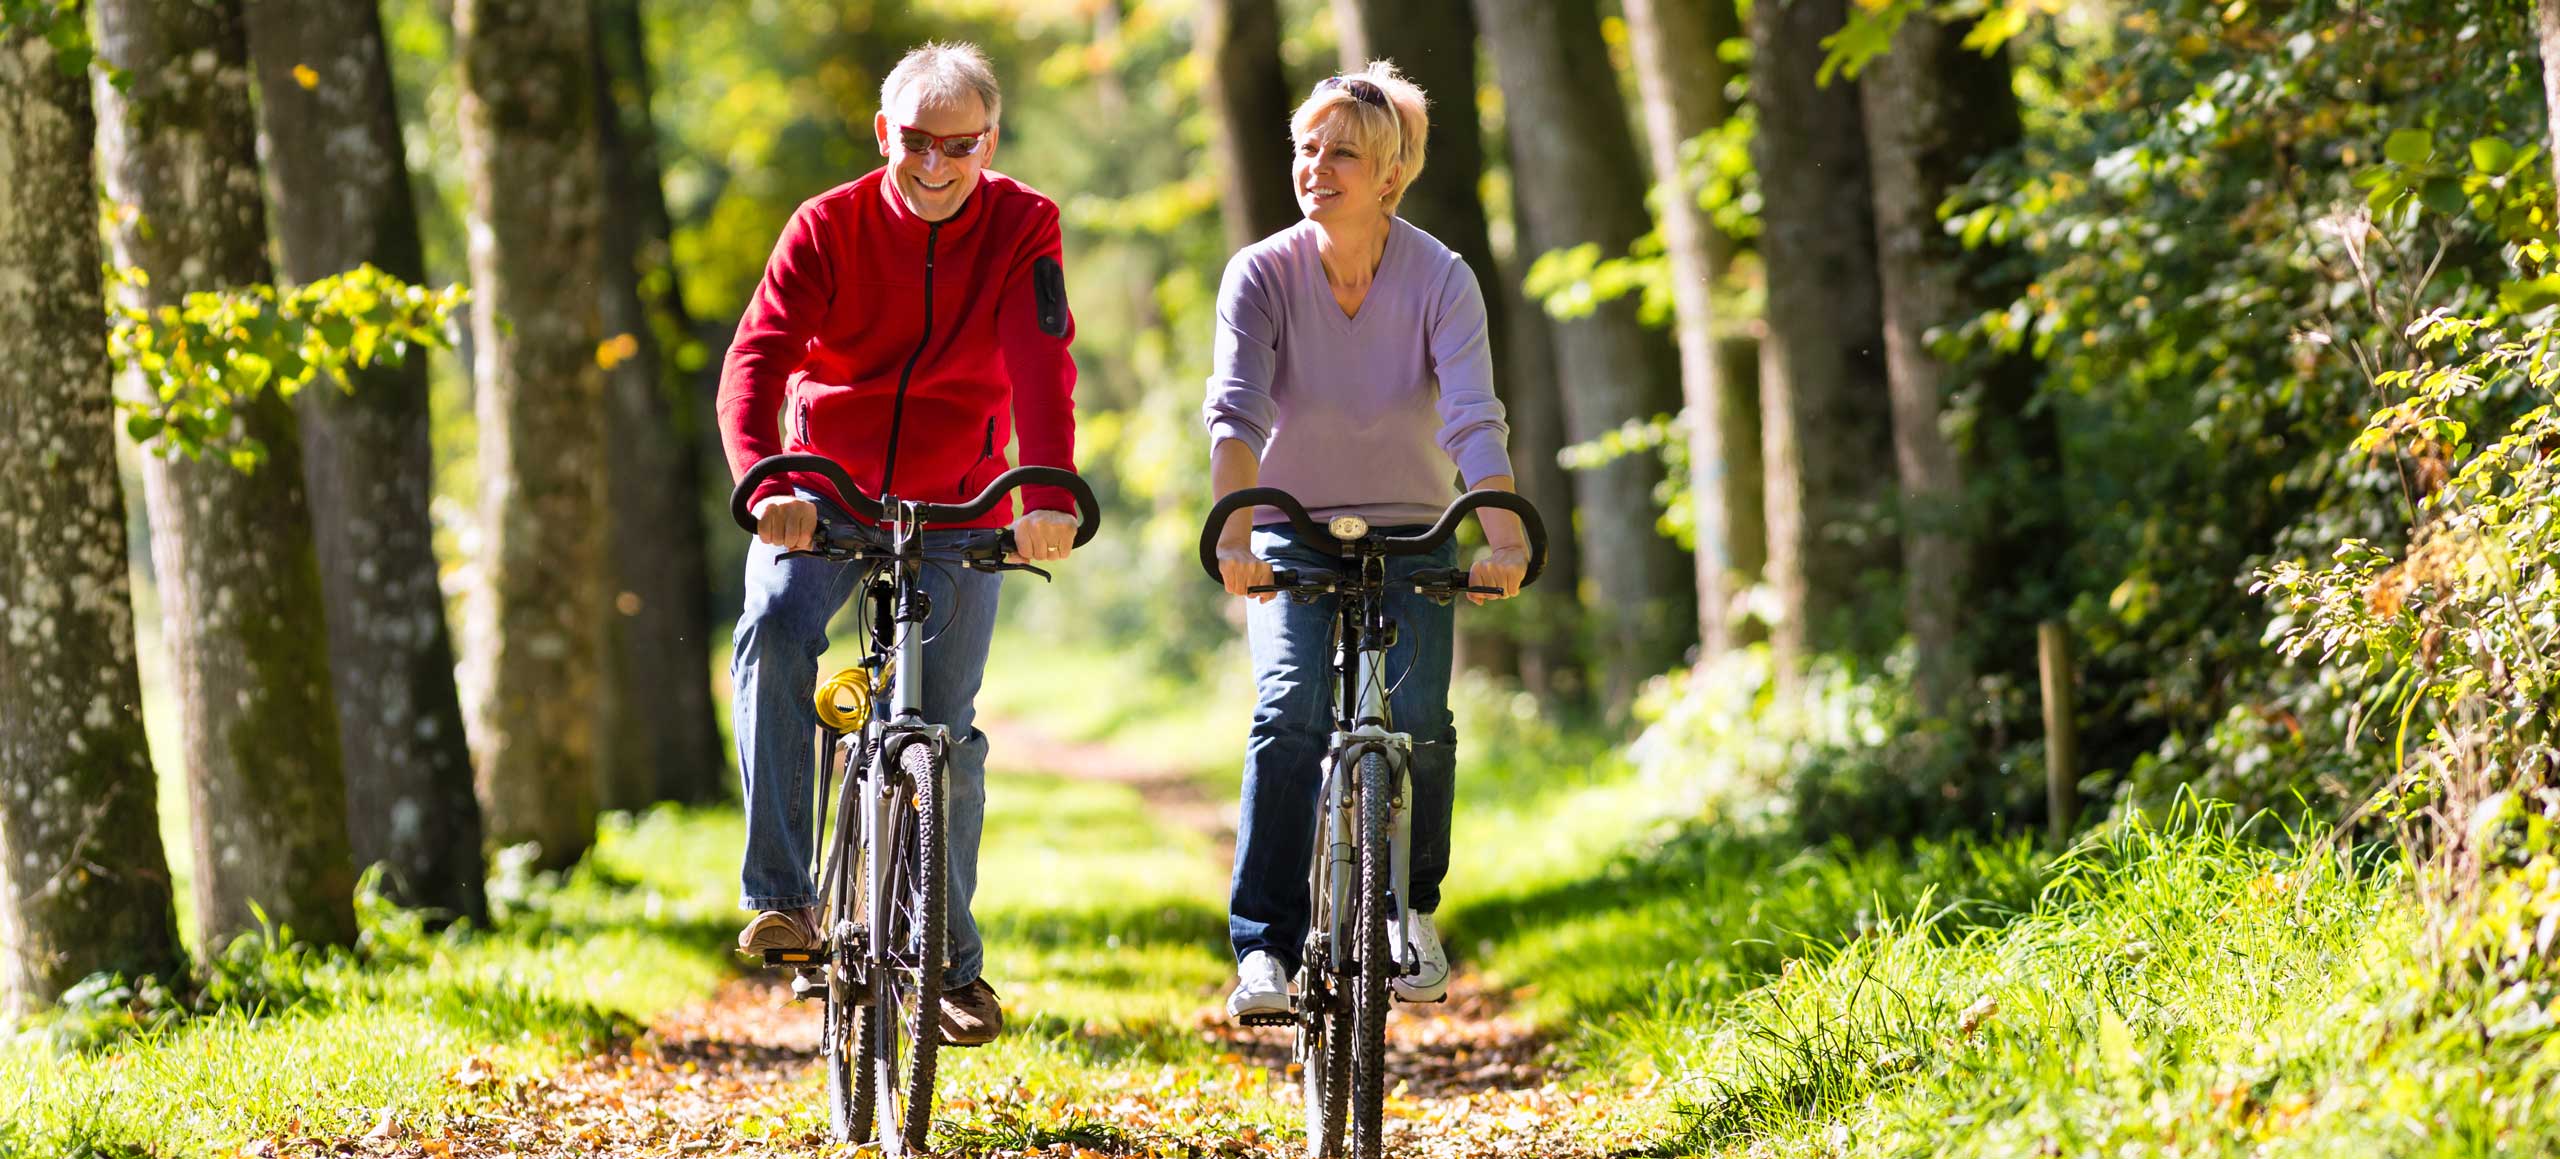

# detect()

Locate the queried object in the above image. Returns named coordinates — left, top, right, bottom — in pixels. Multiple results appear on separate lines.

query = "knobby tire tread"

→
left=1351, top=752, right=1392, bottom=1159
left=883, top=739, right=946, bottom=1153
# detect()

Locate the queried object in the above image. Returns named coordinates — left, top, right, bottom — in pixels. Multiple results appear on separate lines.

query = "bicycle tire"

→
left=819, top=733, right=873, bottom=1144
left=867, top=738, right=946, bottom=1155
left=1299, top=949, right=1353, bottom=1157
left=1350, top=751, right=1392, bottom=1159
left=828, top=977, right=875, bottom=1141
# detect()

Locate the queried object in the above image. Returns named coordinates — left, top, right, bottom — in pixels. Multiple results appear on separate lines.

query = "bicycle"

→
left=728, top=452, right=1100, bottom=1156
left=1194, top=487, right=1547, bottom=1159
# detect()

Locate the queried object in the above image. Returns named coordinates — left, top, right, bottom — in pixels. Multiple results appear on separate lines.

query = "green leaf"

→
left=2498, top=277, right=2560, bottom=314
left=2385, top=128, right=2434, bottom=166
left=2420, top=176, right=2465, bottom=216
left=2472, top=138, right=2518, bottom=175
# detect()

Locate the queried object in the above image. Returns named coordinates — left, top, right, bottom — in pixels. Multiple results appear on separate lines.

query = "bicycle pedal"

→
left=789, top=970, right=824, bottom=1001
left=1235, top=1010, right=1298, bottom=1027
left=761, top=947, right=824, bottom=968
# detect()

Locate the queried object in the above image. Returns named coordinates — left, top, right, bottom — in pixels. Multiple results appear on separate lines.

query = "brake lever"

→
left=968, top=556, right=1053, bottom=582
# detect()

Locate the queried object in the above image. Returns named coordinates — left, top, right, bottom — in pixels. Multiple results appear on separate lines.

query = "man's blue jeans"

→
left=1229, top=524, right=1458, bottom=972
left=733, top=505, right=1001, bottom=987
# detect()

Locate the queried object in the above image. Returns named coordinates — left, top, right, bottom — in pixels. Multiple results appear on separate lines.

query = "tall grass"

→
left=0, top=807, right=741, bottom=1158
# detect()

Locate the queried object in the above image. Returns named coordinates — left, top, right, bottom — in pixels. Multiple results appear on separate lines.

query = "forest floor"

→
left=377, top=714, right=1649, bottom=1157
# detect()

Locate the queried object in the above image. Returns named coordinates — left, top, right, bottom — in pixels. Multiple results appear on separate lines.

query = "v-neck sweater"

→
left=1202, top=217, right=1513, bottom=527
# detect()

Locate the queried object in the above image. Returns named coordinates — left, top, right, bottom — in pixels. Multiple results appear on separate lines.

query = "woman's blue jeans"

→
left=732, top=504, right=1001, bottom=988
left=1228, top=524, right=1458, bottom=973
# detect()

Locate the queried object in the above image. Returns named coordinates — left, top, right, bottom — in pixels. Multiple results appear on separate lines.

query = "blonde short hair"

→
left=880, top=41, right=1003, bottom=128
left=1289, top=60, right=1428, bottom=215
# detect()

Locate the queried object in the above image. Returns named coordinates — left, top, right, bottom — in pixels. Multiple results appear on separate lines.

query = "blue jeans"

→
left=1229, top=525, right=1458, bottom=972
left=733, top=504, right=1001, bottom=987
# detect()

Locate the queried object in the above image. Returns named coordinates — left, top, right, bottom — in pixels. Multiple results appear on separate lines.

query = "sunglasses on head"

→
left=896, top=123, right=989, bottom=159
left=1315, top=75, right=1388, bottom=108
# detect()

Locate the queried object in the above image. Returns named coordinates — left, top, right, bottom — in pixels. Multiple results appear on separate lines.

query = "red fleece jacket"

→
left=718, top=169, right=1078, bottom=528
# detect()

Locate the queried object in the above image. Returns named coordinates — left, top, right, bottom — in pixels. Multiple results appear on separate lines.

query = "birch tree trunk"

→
left=94, top=0, right=360, bottom=953
left=244, top=0, right=488, bottom=923
left=1750, top=0, right=1894, bottom=674
left=595, top=0, right=725, bottom=809
left=1200, top=0, right=1302, bottom=250
left=0, top=8, right=187, bottom=1012
left=455, top=0, right=609, bottom=870
left=1476, top=0, right=1697, bottom=715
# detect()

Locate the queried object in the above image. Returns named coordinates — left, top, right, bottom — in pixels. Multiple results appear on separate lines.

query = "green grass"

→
left=0, top=806, right=742, bottom=1158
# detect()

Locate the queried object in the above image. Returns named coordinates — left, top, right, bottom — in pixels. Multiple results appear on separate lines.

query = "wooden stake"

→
left=2038, top=621, right=2080, bottom=845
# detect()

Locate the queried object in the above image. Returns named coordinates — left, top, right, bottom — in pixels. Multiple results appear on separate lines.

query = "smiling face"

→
left=873, top=89, right=996, bottom=222
left=1294, top=110, right=1395, bottom=226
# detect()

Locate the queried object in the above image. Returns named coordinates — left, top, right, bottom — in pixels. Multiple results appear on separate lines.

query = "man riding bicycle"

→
left=718, top=41, right=1078, bottom=1048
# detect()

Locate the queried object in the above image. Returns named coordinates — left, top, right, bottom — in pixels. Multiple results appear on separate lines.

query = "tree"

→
left=1623, top=0, right=1759, bottom=657
left=1859, top=15, right=2066, bottom=717
left=454, top=0, right=609, bottom=870
left=1199, top=0, right=1301, bottom=250
left=595, top=0, right=726, bottom=809
left=1749, top=0, right=1894, bottom=673
left=243, top=0, right=488, bottom=922
left=0, top=5, right=187, bottom=1012
left=1334, top=0, right=1586, bottom=700
left=1476, top=0, right=1696, bottom=714
left=94, top=0, right=361, bottom=952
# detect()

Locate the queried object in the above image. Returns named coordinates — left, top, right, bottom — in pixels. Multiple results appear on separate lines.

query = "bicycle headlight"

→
left=1328, top=515, right=1369, bottom=541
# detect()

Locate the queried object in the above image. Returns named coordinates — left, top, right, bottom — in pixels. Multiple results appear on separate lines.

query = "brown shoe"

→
left=940, top=978, right=1003, bottom=1046
left=737, top=906, right=822, bottom=955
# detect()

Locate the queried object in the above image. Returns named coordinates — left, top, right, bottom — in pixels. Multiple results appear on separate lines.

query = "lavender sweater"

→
left=1203, top=218, right=1513, bottom=527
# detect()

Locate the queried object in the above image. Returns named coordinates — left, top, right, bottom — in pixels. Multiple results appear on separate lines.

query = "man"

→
left=717, top=41, right=1079, bottom=1047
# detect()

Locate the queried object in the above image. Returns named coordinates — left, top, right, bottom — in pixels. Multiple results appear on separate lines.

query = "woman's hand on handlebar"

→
left=1469, top=544, right=1529, bottom=605
left=1005, top=509, right=1079, bottom=564
left=753, top=496, right=819, bottom=551
left=1217, top=538, right=1275, bottom=602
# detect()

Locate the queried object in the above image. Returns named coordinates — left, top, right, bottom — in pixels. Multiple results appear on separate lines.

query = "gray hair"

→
left=879, top=42, right=1003, bottom=128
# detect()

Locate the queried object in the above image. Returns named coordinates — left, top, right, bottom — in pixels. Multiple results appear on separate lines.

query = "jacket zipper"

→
left=959, top=417, right=997, bottom=498
left=877, top=220, right=938, bottom=500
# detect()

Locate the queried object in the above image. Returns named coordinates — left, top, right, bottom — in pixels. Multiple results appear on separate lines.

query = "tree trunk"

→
left=243, top=0, right=488, bottom=924
left=94, top=0, right=361, bottom=953
left=1624, top=0, right=1748, bottom=657
left=1335, top=0, right=1581, bottom=694
left=1495, top=255, right=1587, bottom=704
left=1750, top=0, right=1894, bottom=673
left=0, top=11, right=188, bottom=1012
left=1199, top=0, right=1302, bottom=250
left=1476, top=0, right=1696, bottom=716
left=594, top=0, right=726, bottom=809
left=1861, top=17, right=2064, bottom=718
left=454, top=0, right=609, bottom=871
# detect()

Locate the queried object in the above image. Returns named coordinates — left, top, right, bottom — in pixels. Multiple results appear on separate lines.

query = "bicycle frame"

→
left=1314, top=552, right=1417, bottom=983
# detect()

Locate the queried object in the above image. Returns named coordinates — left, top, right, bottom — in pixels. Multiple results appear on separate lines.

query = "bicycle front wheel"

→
left=865, top=738, right=946, bottom=1155
left=1350, top=750, right=1393, bottom=1159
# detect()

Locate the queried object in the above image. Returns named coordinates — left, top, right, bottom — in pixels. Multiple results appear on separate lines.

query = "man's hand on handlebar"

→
left=1216, top=538, right=1276, bottom=602
left=753, top=496, right=819, bottom=551
left=1005, top=509, right=1079, bottom=565
left=1469, top=544, right=1529, bottom=605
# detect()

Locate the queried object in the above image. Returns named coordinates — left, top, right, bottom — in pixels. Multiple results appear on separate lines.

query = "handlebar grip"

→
left=1197, top=488, right=1329, bottom=582
left=910, top=465, right=1104, bottom=547
left=730, top=454, right=881, bottom=532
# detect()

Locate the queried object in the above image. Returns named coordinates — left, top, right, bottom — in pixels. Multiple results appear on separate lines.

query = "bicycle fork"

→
left=1327, top=643, right=1416, bottom=979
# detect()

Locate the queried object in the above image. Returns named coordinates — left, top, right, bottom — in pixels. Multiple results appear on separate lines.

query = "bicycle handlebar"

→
left=728, top=453, right=1102, bottom=549
left=1195, top=487, right=1547, bottom=589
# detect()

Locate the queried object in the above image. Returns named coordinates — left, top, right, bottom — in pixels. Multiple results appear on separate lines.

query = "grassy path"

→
left=397, top=716, right=1640, bottom=1157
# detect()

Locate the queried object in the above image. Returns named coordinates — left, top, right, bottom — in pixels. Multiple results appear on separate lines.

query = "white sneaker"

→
left=1228, top=950, right=1293, bottom=1020
left=1392, top=912, right=1450, bottom=1003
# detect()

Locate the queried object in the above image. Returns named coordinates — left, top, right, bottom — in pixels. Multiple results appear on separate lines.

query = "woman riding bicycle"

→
left=1202, top=61, right=1531, bottom=1020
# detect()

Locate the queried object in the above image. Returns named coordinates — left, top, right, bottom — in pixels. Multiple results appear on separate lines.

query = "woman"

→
left=1201, top=62, right=1532, bottom=1019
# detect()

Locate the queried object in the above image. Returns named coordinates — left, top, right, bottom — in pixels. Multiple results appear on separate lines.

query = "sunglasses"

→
left=896, top=123, right=990, bottom=159
left=1315, top=75, right=1388, bottom=108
